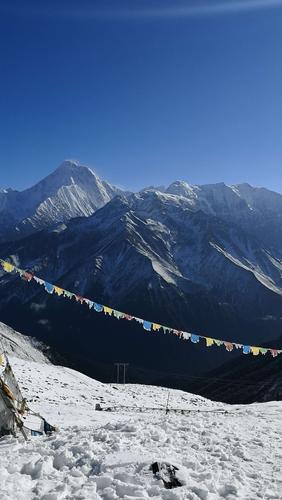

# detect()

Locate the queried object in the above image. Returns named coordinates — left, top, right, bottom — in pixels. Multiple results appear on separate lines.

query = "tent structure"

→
left=0, top=351, right=56, bottom=439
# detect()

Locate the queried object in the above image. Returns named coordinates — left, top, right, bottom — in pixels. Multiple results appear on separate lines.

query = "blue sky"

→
left=1, top=0, right=282, bottom=192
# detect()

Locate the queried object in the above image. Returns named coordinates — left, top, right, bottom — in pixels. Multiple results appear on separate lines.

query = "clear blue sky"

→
left=1, top=0, right=282, bottom=192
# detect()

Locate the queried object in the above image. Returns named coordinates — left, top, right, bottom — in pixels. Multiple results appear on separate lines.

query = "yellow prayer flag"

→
left=251, top=346, right=260, bottom=356
left=152, top=323, right=161, bottom=331
left=3, top=262, right=14, bottom=273
left=103, top=306, right=113, bottom=315
left=205, top=337, right=214, bottom=347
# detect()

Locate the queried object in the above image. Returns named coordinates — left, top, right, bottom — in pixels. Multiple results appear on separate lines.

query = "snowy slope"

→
left=10, top=357, right=223, bottom=430
left=0, top=160, right=124, bottom=240
left=0, top=343, right=281, bottom=499
left=166, top=180, right=282, bottom=220
left=0, top=321, right=49, bottom=364
left=166, top=180, right=282, bottom=247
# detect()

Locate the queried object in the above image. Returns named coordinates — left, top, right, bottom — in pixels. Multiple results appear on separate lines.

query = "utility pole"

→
left=165, top=390, right=170, bottom=414
left=123, top=363, right=128, bottom=384
left=114, top=363, right=120, bottom=383
left=114, top=363, right=129, bottom=384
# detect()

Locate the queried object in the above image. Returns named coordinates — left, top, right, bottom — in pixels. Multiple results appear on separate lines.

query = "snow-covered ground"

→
left=0, top=323, right=281, bottom=499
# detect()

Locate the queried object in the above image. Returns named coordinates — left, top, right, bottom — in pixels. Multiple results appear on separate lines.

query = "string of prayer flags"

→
left=0, top=258, right=281, bottom=359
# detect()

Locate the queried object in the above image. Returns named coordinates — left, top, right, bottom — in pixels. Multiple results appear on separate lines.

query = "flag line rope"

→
left=0, top=258, right=281, bottom=358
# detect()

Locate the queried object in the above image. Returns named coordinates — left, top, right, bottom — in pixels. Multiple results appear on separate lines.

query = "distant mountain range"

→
left=1, top=160, right=282, bottom=401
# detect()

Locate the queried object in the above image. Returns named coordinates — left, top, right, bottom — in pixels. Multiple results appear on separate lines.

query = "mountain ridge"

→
left=0, top=160, right=125, bottom=241
left=1, top=161, right=282, bottom=391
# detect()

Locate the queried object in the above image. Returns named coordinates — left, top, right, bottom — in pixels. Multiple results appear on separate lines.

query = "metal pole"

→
left=123, top=363, right=129, bottom=384
left=114, top=363, right=128, bottom=384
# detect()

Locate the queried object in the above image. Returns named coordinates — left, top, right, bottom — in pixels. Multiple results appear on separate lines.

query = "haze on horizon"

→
left=1, top=0, right=282, bottom=194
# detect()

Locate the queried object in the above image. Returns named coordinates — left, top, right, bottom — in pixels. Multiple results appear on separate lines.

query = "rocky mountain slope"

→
left=165, top=180, right=282, bottom=248
left=1, top=163, right=282, bottom=391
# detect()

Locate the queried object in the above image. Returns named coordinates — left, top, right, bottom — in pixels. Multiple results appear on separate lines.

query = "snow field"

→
left=0, top=357, right=281, bottom=499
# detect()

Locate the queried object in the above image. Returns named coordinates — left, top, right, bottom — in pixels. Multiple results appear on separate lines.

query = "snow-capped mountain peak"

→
left=166, top=180, right=199, bottom=197
left=231, top=182, right=282, bottom=214
left=0, top=161, right=125, bottom=241
left=53, top=159, right=100, bottom=185
left=56, top=159, right=80, bottom=169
